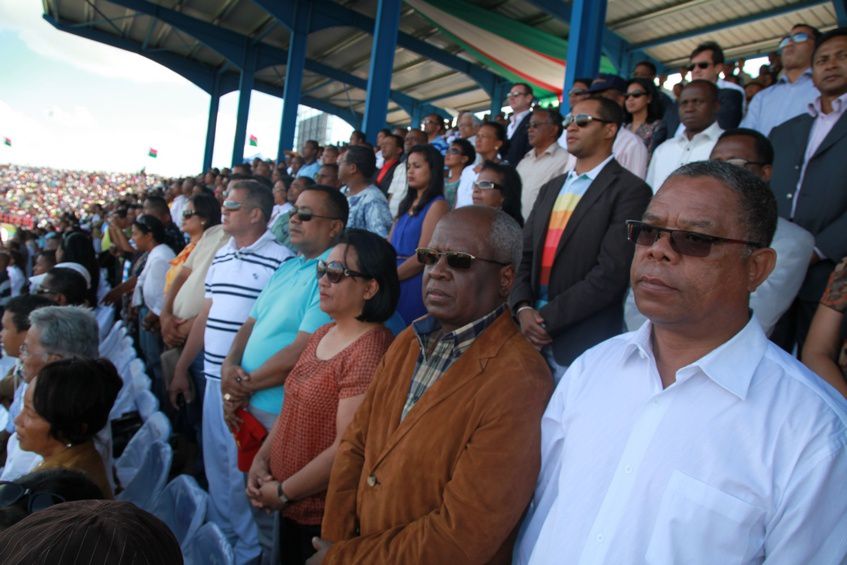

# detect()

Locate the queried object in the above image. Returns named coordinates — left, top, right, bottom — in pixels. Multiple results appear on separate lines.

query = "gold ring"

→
left=224, top=393, right=232, bottom=402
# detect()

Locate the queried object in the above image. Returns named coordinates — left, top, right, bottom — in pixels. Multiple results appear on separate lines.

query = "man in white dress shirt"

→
left=646, top=80, right=723, bottom=191
left=516, top=160, right=847, bottom=565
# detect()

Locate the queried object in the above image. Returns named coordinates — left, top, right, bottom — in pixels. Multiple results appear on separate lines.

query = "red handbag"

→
left=233, top=407, right=267, bottom=472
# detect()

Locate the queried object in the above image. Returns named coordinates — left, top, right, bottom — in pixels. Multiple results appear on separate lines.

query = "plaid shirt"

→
left=401, top=305, right=506, bottom=420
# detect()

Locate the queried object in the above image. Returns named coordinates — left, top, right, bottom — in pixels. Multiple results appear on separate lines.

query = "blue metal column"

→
left=410, top=104, right=423, bottom=128
left=278, top=1, right=311, bottom=159
left=561, top=0, right=608, bottom=113
left=489, top=80, right=508, bottom=117
left=362, top=0, right=401, bottom=143
left=231, top=47, right=257, bottom=167
left=835, top=0, right=847, bottom=26
left=203, top=73, right=220, bottom=172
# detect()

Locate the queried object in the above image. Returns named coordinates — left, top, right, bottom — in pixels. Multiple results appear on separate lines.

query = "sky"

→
left=0, top=2, right=351, bottom=177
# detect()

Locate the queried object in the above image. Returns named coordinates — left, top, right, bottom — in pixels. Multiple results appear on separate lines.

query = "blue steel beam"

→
left=833, top=0, right=847, bottom=25
left=631, top=0, right=831, bottom=51
left=232, top=47, right=256, bottom=166
left=562, top=0, right=607, bottom=113
left=108, top=0, right=450, bottom=125
left=362, top=0, right=402, bottom=142
left=203, top=73, right=221, bottom=172
left=278, top=1, right=310, bottom=156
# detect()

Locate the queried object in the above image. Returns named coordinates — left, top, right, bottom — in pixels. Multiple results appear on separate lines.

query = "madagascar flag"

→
left=249, top=134, right=258, bottom=147
left=3, top=137, right=10, bottom=147
left=148, top=147, right=158, bottom=158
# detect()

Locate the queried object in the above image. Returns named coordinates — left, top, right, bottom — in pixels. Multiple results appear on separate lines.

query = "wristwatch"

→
left=277, top=481, right=290, bottom=506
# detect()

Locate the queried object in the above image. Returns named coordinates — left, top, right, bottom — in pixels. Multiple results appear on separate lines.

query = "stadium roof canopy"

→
left=43, top=0, right=844, bottom=166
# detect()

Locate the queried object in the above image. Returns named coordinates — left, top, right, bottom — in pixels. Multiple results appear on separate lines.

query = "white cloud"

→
left=0, top=2, right=185, bottom=85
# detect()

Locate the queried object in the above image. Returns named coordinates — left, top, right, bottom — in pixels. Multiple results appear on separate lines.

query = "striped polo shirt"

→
left=203, top=231, right=293, bottom=380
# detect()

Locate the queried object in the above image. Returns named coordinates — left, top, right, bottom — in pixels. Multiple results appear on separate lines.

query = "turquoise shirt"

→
left=243, top=250, right=332, bottom=414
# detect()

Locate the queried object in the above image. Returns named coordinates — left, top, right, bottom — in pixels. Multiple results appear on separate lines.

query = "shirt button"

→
left=367, top=474, right=377, bottom=487
left=596, top=534, right=604, bottom=543
left=794, top=165, right=800, bottom=170
left=624, top=465, right=633, bottom=474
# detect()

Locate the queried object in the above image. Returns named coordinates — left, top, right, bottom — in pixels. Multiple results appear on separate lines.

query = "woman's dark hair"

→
left=4, top=295, right=54, bottom=333
left=479, top=161, right=524, bottom=227
left=0, top=469, right=105, bottom=531
left=397, top=144, right=444, bottom=218
left=59, top=232, right=99, bottom=306
left=133, top=214, right=166, bottom=244
left=33, top=358, right=122, bottom=446
left=449, top=138, right=476, bottom=169
left=190, top=192, right=221, bottom=230
left=338, top=229, right=400, bottom=323
left=624, top=78, right=664, bottom=124
left=479, top=121, right=508, bottom=158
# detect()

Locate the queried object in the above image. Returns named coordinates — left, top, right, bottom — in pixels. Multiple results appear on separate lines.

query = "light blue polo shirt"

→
left=242, top=250, right=332, bottom=414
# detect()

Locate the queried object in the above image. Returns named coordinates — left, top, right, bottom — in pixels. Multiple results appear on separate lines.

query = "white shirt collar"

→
left=677, top=120, right=723, bottom=142
left=224, top=229, right=275, bottom=252
left=570, top=154, right=614, bottom=181
left=511, top=109, right=531, bottom=125
left=622, top=316, right=766, bottom=400
left=808, top=91, right=847, bottom=117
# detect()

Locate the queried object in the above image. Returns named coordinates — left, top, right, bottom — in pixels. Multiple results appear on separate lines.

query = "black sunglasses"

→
left=687, top=61, right=712, bottom=72
left=416, top=247, right=510, bottom=269
left=624, top=91, right=648, bottom=99
left=625, top=220, right=764, bottom=257
left=0, top=482, right=66, bottom=513
left=563, top=113, right=611, bottom=128
left=316, top=260, right=368, bottom=283
left=778, top=32, right=810, bottom=50
left=288, top=206, right=341, bottom=222
left=473, top=180, right=502, bottom=191
left=182, top=209, right=198, bottom=218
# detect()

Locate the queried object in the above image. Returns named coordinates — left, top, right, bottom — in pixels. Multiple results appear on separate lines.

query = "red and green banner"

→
left=407, top=0, right=616, bottom=98
left=249, top=134, right=258, bottom=147
left=3, top=137, right=11, bottom=147
left=148, top=147, right=158, bottom=158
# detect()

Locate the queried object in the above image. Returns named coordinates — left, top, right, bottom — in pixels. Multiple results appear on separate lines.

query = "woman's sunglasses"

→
left=416, top=247, right=510, bottom=269
left=625, top=220, right=764, bottom=257
left=316, top=260, right=368, bottom=283
left=473, top=180, right=502, bottom=191
left=182, top=210, right=198, bottom=218
left=0, top=482, right=66, bottom=513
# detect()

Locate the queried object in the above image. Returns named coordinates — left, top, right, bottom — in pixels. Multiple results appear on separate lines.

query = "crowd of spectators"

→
left=0, top=23, right=845, bottom=565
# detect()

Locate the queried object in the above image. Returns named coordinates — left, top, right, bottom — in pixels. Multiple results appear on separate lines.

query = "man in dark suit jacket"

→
left=769, top=27, right=847, bottom=349
left=688, top=41, right=744, bottom=130
left=505, top=83, right=533, bottom=165
left=510, top=97, right=652, bottom=378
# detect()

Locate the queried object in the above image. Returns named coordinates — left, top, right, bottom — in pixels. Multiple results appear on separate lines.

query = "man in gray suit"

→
left=769, top=27, right=847, bottom=350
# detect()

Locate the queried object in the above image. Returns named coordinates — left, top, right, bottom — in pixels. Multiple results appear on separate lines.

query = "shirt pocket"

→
left=645, top=470, right=764, bottom=565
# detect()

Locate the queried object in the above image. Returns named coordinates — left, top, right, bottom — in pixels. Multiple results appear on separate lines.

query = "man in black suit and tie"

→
left=509, top=96, right=652, bottom=380
left=769, top=27, right=847, bottom=350
left=505, top=83, right=534, bottom=166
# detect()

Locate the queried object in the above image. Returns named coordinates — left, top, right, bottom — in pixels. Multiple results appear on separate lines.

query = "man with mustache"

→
left=515, top=161, right=847, bottom=564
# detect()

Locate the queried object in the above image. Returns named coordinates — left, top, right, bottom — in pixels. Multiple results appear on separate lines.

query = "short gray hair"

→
left=29, top=306, right=99, bottom=360
left=489, top=210, right=523, bottom=268
left=459, top=111, right=482, bottom=126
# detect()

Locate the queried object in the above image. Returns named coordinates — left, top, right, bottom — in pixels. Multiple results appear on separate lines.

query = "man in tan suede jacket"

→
left=310, top=207, right=552, bottom=564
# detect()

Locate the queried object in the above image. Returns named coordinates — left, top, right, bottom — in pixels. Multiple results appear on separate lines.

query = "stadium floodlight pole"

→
left=362, top=0, right=402, bottom=144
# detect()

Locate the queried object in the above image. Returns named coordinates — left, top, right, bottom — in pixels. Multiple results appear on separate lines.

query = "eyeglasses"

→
left=716, top=157, right=767, bottom=170
left=568, top=87, right=589, bottom=97
left=182, top=209, right=198, bottom=218
left=507, top=91, right=530, bottom=98
left=625, top=220, right=764, bottom=257
left=416, top=247, right=510, bottom=269
left=316, top=260, right=368, bottom=283
left=778, top=32, right=810, bottom=50
left=473, top=180, right=502, bottom=191
left=687, top=61, right=712, bottom=72
left=0, top=482, right=66, bottom=513
left=288, top=206, right=341, bottom=222
left=624, top=91, right=648, bottom=99
left=446, top=147, right=463, bottom=155
left=528, top=121, right=553, bottom=129
left=563, top=113, right=611, bottom=128
left=222, top=200, right=243, bottom=211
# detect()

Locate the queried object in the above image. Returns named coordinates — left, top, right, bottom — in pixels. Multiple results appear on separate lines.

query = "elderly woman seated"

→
left=14, top=358, right=122, bottom=497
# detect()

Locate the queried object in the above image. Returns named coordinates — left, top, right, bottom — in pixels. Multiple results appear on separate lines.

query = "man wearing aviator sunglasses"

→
left=687, top=41, right=745, bottom=129
left=517, top=161, right=847, bottom=564
left=741, top=24, right=821, bottom=136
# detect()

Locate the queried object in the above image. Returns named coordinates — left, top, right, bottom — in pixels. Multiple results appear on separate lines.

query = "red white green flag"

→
left=249, top=134, right=258, bottom=147
left=3, top=137, right=11, bottom=147
left=148, top=147, right=158, bottom=158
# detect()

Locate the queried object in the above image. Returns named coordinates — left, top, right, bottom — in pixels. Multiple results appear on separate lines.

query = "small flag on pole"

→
left=3, top=137, right=11, bottom=147
left=249, top=134, right=258, bottom=147
left=148, top=147, right=158, bottom=158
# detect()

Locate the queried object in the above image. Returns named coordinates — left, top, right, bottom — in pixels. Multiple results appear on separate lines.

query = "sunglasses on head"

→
left=778, top=32, right=810, bottom=50
left=624, top=91, right=648, bottom=99
left=563, top=113, right=611, bottom=128
left=316, top=260, right=368, bottom=283
left=687, top=61, right=713, bottom=72
left=288, top=206, right=341, bottom=222
left=473, top=180, right=502, bottom=191
left=416, top=247, right=510, bottom=269
left=0, top=482, right=66, bottom=513
left=625, top=220, right=764, bottom=257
